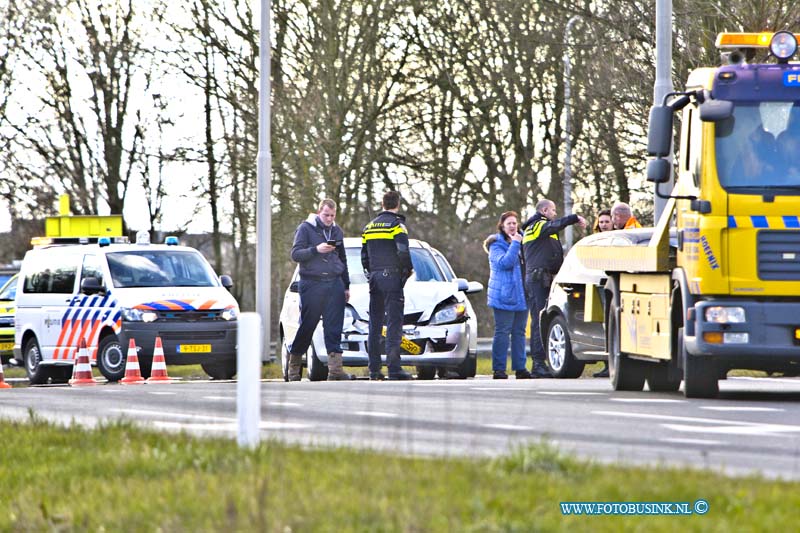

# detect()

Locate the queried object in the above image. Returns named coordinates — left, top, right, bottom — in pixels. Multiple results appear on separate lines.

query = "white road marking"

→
left=268, top=401, right=302, bottom=407
left=538, top=391, right=606, bottom=396
left=660, top=438, right=723, bottom=446
left=593, top=409, right=800, bottom=437
left=203, top=396, right=235, bottom=401
left=610, top=398, right=686, bottom=403
left=471, top=387, right=530, bottom=391
left=152, top=421, right=310, bottom=431
left=700, top=406, right=783, bottom=412
left=482, top=424, right=534, bottom=431
left=354, top=411, right=398, bottom=418
left=147, top=391, right=177, bottom=396
left=730, top=376, right=800, bottom=384
left=113, top=409, right=311, bottom=430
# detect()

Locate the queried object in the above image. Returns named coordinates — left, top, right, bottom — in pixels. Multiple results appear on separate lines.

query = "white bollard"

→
left=237, top=312, right=262, bottom=448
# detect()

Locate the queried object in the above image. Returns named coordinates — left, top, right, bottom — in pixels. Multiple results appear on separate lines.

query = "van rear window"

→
left=107, top=251, right=217, bottom=288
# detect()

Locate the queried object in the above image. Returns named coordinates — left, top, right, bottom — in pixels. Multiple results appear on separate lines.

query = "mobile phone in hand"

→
left=327, top=240, right=336, bottom=246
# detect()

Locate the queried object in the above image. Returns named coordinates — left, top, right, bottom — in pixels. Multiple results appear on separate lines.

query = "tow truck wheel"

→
left=416, top=366, right=436, bottom=380
left=680, top=327, right=719, bottom=398
left=608, top=302, right=645, bottom=391
left=97, top=335, right=126, bottom=382
left=201, top=361, right=237, bottom=380
left=24, top=337, right=50, bottom=385
left=546, top=315, right=585, bottom=379
left=307, top=346, right=328, bottom=381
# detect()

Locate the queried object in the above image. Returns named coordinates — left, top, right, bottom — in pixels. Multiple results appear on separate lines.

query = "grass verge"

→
left=0, top=417, right=796, bottom=531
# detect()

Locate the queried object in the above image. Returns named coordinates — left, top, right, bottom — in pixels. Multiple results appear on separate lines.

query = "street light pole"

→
left=653, top=0, right=674, bottom=223
left=257, top=0, right=272, bottom=362
left=563, top=15, right=580, bottom=249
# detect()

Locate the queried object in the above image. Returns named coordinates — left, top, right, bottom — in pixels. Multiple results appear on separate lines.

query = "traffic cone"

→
left=146, top=336, right=172, bottom=383
left=0, top=360, right=11, bottom=389
left=69, top=338, right=98, bottom=386
left=120, top=339, right=145, bottom=385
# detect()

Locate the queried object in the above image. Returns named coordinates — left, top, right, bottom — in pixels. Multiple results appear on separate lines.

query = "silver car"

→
left=278, top=238, right=483, bottom=380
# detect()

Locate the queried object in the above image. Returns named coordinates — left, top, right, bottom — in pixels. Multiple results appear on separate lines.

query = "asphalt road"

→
left=2, top=374, right=800, bottom=480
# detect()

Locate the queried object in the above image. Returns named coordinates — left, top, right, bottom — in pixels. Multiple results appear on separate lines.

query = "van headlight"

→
left=430, top=303, right=467, bottom=325
left=705, top=306, right=745, bottom=323
left=121, top=308, right=158, bottom=322
left=221, top=307, right=238, bottom=321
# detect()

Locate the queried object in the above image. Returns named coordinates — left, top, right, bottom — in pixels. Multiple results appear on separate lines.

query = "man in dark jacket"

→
left=287, top=198, right=353, bottom=381
left=522, top=199, right=586, bottom=377
left=361, top=190, right=414, bottom=380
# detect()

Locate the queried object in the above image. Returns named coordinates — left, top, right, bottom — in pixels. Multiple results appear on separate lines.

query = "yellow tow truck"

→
left=576, top=31, right=800, bottom=397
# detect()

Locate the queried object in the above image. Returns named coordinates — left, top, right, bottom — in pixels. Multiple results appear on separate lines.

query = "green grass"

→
left=0, top=416, right=796, bottom=531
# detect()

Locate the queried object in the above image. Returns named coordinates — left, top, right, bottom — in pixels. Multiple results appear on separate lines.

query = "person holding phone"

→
left=286, top=198, right=353, bottom=381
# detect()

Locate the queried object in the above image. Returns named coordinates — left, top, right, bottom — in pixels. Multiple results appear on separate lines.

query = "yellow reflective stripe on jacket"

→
left=521, top=220, right=558, bottom=244
left=362, top=225, right=407, bottom=241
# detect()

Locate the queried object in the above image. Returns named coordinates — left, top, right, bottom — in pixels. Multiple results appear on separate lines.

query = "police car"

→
left=14, top=232, right=239, bottom=384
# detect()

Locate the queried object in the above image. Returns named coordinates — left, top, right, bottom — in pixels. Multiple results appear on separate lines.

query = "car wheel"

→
left=97, top=335, right=126, bottom=382
left=681, top=327, right=718, bottom=398
left=416, top=366, right=436, bottom=380
left=546, top=315, right=585, bottom=379
left=455, top=352, right=477, bottom=379
left=201, top=361, right=237, bottom=380
left=307, top=346, right=328, bottom=382
left=607, top=300, right=645, bottom=391
left=24, top=337, right=51, bottom=385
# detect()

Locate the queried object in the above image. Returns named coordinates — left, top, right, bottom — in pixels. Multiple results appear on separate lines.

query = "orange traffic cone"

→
left=120, top=339, right=145, bottom=385
left=0, top=360, right=11, bottom=389
left=146, top=336, right=172, bottom=383
left=70, top=338, right=98, bottom=386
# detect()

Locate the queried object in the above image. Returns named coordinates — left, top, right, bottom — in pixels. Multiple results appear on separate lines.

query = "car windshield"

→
left=345, top=246, right=447, bottom=284
left=0, top=276, right=16, bottom=300
left=107, top=250, right=218, bottom=288
left=715, top=101, right=800, bottom=189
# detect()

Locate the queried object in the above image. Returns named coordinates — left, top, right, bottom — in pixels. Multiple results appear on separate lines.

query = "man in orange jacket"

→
left=611, top=202, right=642, bottom=230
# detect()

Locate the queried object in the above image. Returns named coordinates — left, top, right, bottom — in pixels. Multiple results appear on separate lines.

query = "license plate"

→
left=0, top=342, right=12, bottom=351
left=177, top=344, right=211, bottom=353
left=382, top=327, right=422, bottom=355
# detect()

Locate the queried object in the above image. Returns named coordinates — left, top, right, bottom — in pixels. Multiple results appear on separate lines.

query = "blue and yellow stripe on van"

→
left=728, top=215, right=800, bottom=229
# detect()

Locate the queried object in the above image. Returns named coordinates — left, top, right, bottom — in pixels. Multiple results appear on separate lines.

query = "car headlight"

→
left=430, top=303, right=466, bottom=325
left=221, top=307, right=238, bottom=321
left=705, top=306, right=745, bottom=323
left=121, top=307, right=158, bottom=323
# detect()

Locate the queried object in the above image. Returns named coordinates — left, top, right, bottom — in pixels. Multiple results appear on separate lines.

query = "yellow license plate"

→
left=177, top=344, right=212, bottom=353
left=381, top=327, right=422, bottom=355
left=0, top=342, right=13, bottom=351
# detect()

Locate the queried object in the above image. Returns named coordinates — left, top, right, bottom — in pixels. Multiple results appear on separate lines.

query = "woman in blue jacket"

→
left=483, top=211, right=532, bottom=379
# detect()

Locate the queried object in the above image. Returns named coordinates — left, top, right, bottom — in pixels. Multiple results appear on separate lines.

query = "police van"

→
left=14, top=221, right=239, bottom=384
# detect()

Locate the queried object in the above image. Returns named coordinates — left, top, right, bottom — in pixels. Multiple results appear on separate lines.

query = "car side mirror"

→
left=80, top=276, right=105, bottom=295
left=289, top=281, right=299, bottom=293
left=466, top=281, right=483, bottom=294
left=220, top=275, right=233, bottom=290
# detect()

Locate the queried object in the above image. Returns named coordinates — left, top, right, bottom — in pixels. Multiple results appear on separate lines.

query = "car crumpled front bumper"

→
left=318, top=321, right=471, bottom=367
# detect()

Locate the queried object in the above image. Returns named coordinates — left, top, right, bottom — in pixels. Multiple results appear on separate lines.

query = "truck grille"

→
left=758, top=231, right=800, bottom=280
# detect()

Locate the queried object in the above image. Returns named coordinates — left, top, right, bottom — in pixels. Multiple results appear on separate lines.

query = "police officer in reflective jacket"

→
left=522, top=199, right=586, bottom=378
left=361, top=191, right=414, bottom=380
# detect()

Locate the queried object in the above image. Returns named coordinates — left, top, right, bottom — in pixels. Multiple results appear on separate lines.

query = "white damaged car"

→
left=278, top=238, right=483, bottom=380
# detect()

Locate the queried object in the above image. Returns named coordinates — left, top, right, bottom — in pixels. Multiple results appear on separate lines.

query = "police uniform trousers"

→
left=367, top=270, right=405, bottom=374
left=526, top=278, right=551, bottom=365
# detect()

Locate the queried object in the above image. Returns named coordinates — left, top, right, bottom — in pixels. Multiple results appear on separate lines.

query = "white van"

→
left=13, top=235, right=239, bottom=384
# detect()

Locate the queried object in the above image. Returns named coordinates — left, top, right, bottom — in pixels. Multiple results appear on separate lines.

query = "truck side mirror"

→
left=699, top=99, right=733, bottom=122
left=646, top=158, right=671, bottom=184
left=647, top=105, right=674, bottom=157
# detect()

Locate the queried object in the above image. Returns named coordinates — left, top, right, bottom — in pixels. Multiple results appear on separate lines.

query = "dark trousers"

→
left=367, top=272, right=405, bottom=374
left=289, top=277, right=345, bottom=356
left=526, top=279, right=551, bottom=365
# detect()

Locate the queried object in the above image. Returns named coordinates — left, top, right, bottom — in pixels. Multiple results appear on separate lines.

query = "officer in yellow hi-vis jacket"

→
left=361, top=191, right=414, bottom=381
left=522, top=199, right=586, bottom=378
